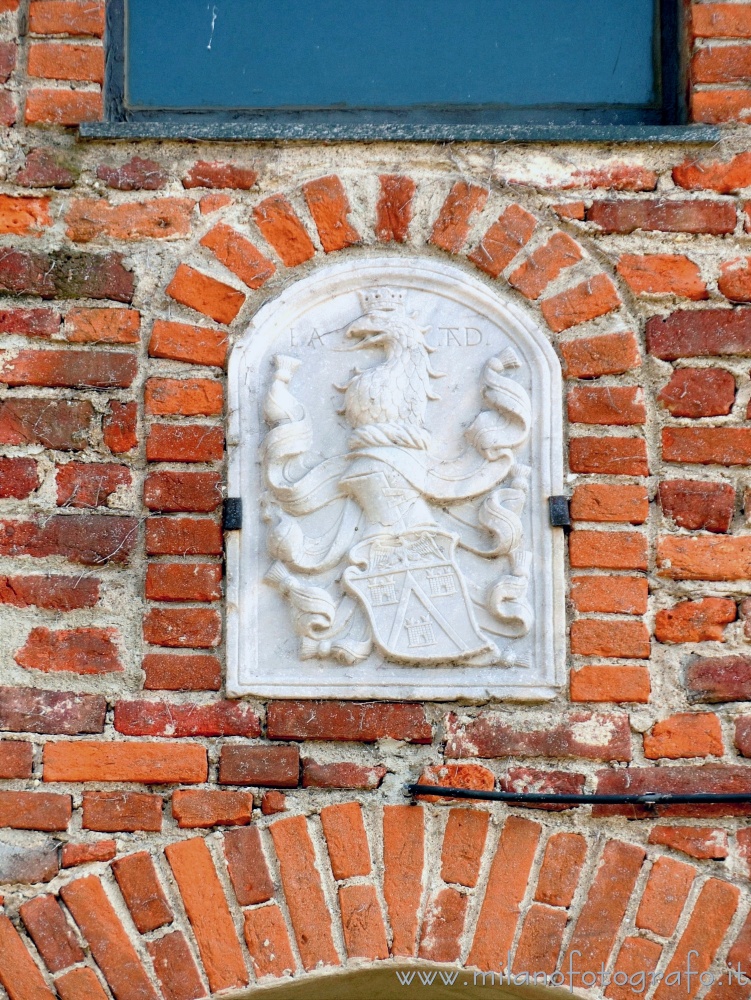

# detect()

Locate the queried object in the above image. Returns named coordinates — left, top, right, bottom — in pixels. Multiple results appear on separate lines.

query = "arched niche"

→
left=227, top=257, right=564, bottom=700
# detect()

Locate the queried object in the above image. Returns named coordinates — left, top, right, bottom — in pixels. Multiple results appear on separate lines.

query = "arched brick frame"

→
left=1, top=801, right=750, bottom=1000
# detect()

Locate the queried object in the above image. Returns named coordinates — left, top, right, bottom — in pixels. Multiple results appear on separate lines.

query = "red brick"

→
left=570, top=619, right=650, bottom=659
left=19, top=895, right=84, bottom=973
left=606, top=938, right=663, bottom=1000
left=0, top=741, right=33, bottom=778
left=570, top=484, right=648, bottom=524
left=243, top=905, right=296, bottom=979
left=541, top=274, right=622, bottom=332
left=500, top=766, right=586, bottom=811
left=0, top=790, right=70, bottom=830
left=0, top=841, right=58, bottom=884
left=468, top=816, right=541, bottom=972
left=0, top=514, right=137, bottom=566
left=82, top=792, right=162, bottom=832
left=145, top=562, right=221, bottom=602
left=252, top=194, right=316, bottom=267
left=596, top=765, right=751, bottom=818
left=65, top=306, right=139, bottom=344
left=734, top=716, right=751, bottom=755
left=0, top=458, right=38, bottom=499
left=146, top=423, right=223, bottom=463
left=142, top=652, right=221, bottom=691
left=340, top=883, right=389, bottom=961
left=16, top=148, right=75, bottom=189
left=618, top=253, right=708, bottom=300
left=145, top=516, right=222, bottom=555
left=145, top=377, right=222, bottom=416
left=0, top=40, right=14, bottom=82
left=570, top=576, right=647, bottom=615
left=0, top=687, right=104, bottom=735
left=0, top=195, right=51, bottom=235
left=143, top=471, right=223, bottom=513
left=267, top=700, right=431, bottom=743
left=383, top=805, right=424, bottom=957
left=663, top=426, right=751, bottom=465
left=182, top=160, right=257, bottom=189
left=60, top=840, right=115, bottom=867
left=649, top=825, right=729, bottom=860
left=0, top=307, right=59, bottom=338
left=687, top=653, right=751, bottom=701
left=569, top=436, right=648, bottom=476
left=200, top=222, right=275, bottom=289
left=56, top=462, right=130, bottom=508
left=223, top=826, right=274, bottom=906
left=111, top=851, right=172, bottom=933
left=654, top=879, right=739, bottom=1000
left=0, top=90, right=15, bottom=127
left=0, top=349, right=136, bottom=389
left=553, top=201, right=586, bottom=220
left=261, top=790, right=286, bottom=814
left=692, top=88, right=751, bottom=124
left=375, top=174, right=416, bottom=243
left=172, top=789, right=252, bottom=829
left=301, top=758, right=386, bottom=789
left=200, top=193, right=231, bottom=214
left=0, top=249, right=134, bottom=302
left=15, top=626, right=121, bottom=675
left=430, top=181, right=488, bottom=252
left=60, top=876, right=159, bottom=1000
left=97, top=157, right=167, bottom=191
left=269, top=815, right=339, bottom=971
left=535, top=831, right=587, bottom=907
left=149, top=318, right=228, bottom=367
left=693, top=3, right=751, bottom=37
left=25, top=89, right=102, bottom=125
left=28, top=41, right=103, bottom=82
left=647, top=307, right=751, bottom=359
left=219, top=745, right=299, bottom=786
left=167, top=263, right=244, bottom=324
left=416, top=762, right=494, bottom=802
left=440, top=808, right=489, bottom=888
left=659, top=367, right=736, bottom=418
left=0, top=915, right=57, bottom=1000
left=468, top=204, right=536, bottom=277
left=512, top=903, right=568, bottom=976
left=570, top=664, right=650, bottom=703
left=143, top=607, right=221, bottom=648
left=655, top=597, right=736, bottom=644
left=320, top=801, right=371, bottom=879
left=116, top=699, right=258, bottom=738
left=303, top=175, right=360, bottom=252
left=418, top=887, right=466, bottom=964
left=727, top=907, right=751, bottom=977
left=147, top=932, right=205, bottom=1000
left=562, top=840, right=646, bottom=973
left=721, top=255, right=751, bottom=302
left=103, top=401, right=137, bottom=453
left=29, top=0, right=104, bottom=35
left=587, top=199, right=737, bottom=234
left=569, top=529, right=648, bottom=570
left=568, top=386, right=645, bottom=426
left=45, top=742, right=207, bottom=784
left=55, top=967, right=109, bottom=1000
left=446, top=710, right=631, bottom=761
left=509, top=232, right=582, bottom=300
left=659, top=480, right=734, bottom=533
left=644, top=713, right=723, bottom=760
left=696, top=45, right=751, bottom=84
left=560, top=330, right=641, bottom=378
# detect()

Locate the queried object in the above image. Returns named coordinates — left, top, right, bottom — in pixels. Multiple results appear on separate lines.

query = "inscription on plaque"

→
left=227, top=258, right=564, bottom=700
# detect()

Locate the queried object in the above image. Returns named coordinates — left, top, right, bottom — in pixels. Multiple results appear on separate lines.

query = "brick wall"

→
left=2, top=1, right=751, bottom=998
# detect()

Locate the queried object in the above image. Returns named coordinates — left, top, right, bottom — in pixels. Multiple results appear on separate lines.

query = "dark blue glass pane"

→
left=125, top=0, right=657, bottom=111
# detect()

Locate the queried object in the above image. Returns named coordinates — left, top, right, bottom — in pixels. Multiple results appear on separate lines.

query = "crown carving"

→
left=358, top=288, right=405, bottom=313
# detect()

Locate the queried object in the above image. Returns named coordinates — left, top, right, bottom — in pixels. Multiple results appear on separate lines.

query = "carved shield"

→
left=343, top=529, right=493, bottom=663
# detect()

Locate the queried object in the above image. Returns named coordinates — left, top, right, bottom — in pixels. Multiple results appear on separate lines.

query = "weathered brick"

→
left=83, top=792, right=162, bottom=832
left=595, top=765, right=751, bottom=818
left=111, top=851, right=172, bottom=933
left=570, top=665, right=651, bottom=703
left=647, top=307, right=751, bottom=358
left=142, top=652, right=222, bottom=691
left=440, top=808, right=489, bottom=888
left=0, top=90, right=15, bottom=127
left=569, top=530, right=648, bottom=570
left=252, top=194, right=316, bottom=267
left=143, top=607, right=221, bottom=648
left=508, top=231, right=582, bottom=300
left=145, top=562, right=221, bottom=602
left=243, top=905, right=296, bottom=979
left=553, top=201, right=586, bottom=220
left=148, top=318, right=227, bottom=367
left=303, top=175, right=360, bottom=252
left=675, top=152, right=751, bottom=192
left=649, top=825, right=729, bottom=860
left=720, top=256, right=751, bottom=302
left=269, top=815, right=339, bottom=971
left=20, top=895, right=84, bottom=973
left=430, top=181, right=488, bottom=253
left=0, top=687, right=104, bottom=735
left=223, top=826, right=274, bottom=906
left=693, top=3, right=751, bottom=38
left=341, top=883, right=389, bottom=961
left=172, top=789, right=253, bottom=829
left=568, top=388, right=645, bottom=426
left=0, top=348, right=136, bottom=389
left=261, top=790, right=286, bottom=815
left=16, top=148, right=75, bottom=188
left=541, top=274, right=621, bottom=332
left=103, top=401, right=137, bottom=453
left=0, top=306, right=59, bottom=337
left=97, top=157, right=167, bottom=191
left=143, top=471, right=223, bottom=512
left=418, top=887, right=466, bottom=963
left=570, top=576, right=648, bottom=614
left=145, top=516, right=222, bottom=555
left=560, top=330, right=641, bottom=378
left=29, top=0, right=104, bottom=35
left=659, top=367, right=736, bottom=418
left=44, top=742, right=207, bottom=783
left=0, top=457, right=38, bottom=499
left=28, top=41, right=103, bottom=82
left=147, top=932, right=205, bottom=1000
left=166, top=263, right=245, bottom=325
left=499, top=766, right=585, bottom=812
left=56, top=462, right=130, bottom=508
left=0, top=194, right=51, bottom=235
left=25, top=88, right=102, bottom=124
left=0, top=741, right=32, bottom=778
left=145, top=377, right=223, bottom=416
left=55, top=967, right=110, bottom=1000
left=65, top=306, right=140, bottom=344
left=0, top=790, right=70, bottom=830
left=655, top=597, right=736, bottom=643
left=301, top=758, right=386, bottom=789
left=200, top=223, right=275, bottom=289
left=266, top=700, right=431, bottom=742
left=320, top=801, right=371, bottom=879
left=617, top=253, right=708, bottom=299
left=0, top=249, right=133, bottom=302
left=644, top=713, right=723, bottom=759
left=0, top=515, right=137, bottom=565
left=587, top=199, right=736, bottom=234
left=0, top=40, right=14, bottom=82
left=416, top=762, right=494, bottom=802
left=663, top=427, right=751, bottom=465
left=383, top=805, right=424, bottom=957
left=0, top=915, right=57, bottom=1000
left=115, top=700, right=259, bottom=738
left=569, top=436, right=648, bottom=476
left=0, top=839, right=59, bottom=884
left=15, top=626, right=122, bottom=675
left=446, top=710, right=631, bottom=761
left=570, top=484, right=648, bottom=523
left=61, top=840, right=115, bottom=867
left=535, top=831, right=587, bottom=907
left=375, top=174, right=416, bottom=243
left=734, top=716, right=751, bottom=756
left=183, top=160, right=257, bottom=189
left=571, top=619, right=650, bottom=659
left=659, top=480, right=735, bottom=533
left=219, top=745, right=299, bottom=786
left=606, top=938, right=663, bottom=1000
left=200, top=192, right=232, bottom=214
left=146, top=423, right=224, bottom=463
left=687, top=654, right=751, bottom=701
left=468, top=204, right=536, bottom=277
left=512, top=903, right=568, bottom=976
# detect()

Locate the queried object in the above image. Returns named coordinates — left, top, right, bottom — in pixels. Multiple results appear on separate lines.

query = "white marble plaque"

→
left=227, top=258, right=564, bottom=700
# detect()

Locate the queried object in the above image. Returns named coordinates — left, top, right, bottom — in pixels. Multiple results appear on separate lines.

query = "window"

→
left=99, top=0, right=686, bottom=138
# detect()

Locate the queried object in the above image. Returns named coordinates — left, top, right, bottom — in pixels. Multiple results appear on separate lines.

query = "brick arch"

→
left=1, top=801, right=748, bottom=1000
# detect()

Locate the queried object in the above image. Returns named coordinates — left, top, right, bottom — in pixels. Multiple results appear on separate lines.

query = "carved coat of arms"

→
left=261, top=287, right=534, bottom=669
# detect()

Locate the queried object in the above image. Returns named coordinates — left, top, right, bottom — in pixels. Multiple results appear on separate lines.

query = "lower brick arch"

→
left=1, top=802, right=749, bottom=1000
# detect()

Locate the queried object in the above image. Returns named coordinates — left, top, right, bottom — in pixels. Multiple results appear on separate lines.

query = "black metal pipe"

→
left=406, top=784, right=751, bottom=806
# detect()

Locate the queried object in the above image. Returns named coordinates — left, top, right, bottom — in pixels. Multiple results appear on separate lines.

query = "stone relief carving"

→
left=227, top=258, right=563, bottom=700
